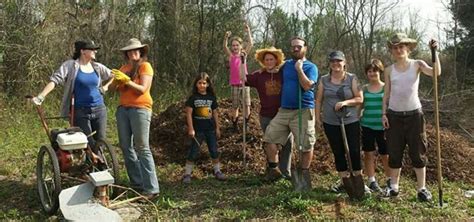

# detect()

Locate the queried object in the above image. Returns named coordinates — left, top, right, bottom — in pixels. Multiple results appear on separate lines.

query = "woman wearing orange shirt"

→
left=113, top=38, right=159, bottom=199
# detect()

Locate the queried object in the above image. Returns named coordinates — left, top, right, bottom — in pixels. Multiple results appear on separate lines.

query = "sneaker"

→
left=382, top=187, right=399, bottom=197
left=144, top=193, right=159, bottom=200
left=386, top=178, right=392, bottom=189
left=364, top=185, right=372, bottom=194
left=182, top=174, right=191, bottom=184
left=331, top=181, right=345, bottom=193
left=264, top=167, right=282, bottom=182
left=214, top=171, right=227, bottom=181
left=280, top=170, right=291, bottom=180
left=138, top=192, right=159, bottom=203
left=417, top=189, right=432, bottom=202
left=368, top=181, right=382, bottom=193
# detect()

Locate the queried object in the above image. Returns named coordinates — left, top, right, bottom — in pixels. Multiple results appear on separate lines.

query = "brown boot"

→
left=264, top=167, right=282, bottom=182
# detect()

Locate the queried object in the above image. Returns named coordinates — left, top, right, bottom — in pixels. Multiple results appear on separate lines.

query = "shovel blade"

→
left=291, top=168, right=312, bottom=192
left=342, top=175, right=365, bottom=200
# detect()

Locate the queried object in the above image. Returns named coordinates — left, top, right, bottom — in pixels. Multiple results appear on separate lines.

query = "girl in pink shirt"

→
left=223, top=22, right=253, bottom=131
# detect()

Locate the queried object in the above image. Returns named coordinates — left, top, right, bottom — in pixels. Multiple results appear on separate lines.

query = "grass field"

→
left=0, top=94, right=472, bottom=220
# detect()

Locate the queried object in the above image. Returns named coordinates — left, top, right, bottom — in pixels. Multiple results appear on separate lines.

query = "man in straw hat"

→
left=382, top=33, right=441, bottom=202
left=262, top=37, right=318, bottom=188
left=244, top=47, right=293, bottom=180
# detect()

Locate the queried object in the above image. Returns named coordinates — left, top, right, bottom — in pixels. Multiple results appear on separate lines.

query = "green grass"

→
left=0, top=90, right=473, bottom=220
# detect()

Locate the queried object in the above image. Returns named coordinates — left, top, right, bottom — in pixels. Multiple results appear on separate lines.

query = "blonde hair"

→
left=230, top=37, right=243, bottom=45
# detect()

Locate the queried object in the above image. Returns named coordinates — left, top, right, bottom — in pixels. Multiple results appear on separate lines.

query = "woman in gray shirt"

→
left=315, top=51, right=363, bottom=194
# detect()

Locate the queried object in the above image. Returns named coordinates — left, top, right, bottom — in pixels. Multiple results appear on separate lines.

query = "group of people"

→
left=205, top=25, right=440, bottom=202
left=31, top=27, right=441, bottom=203
left=33, top=38, right=160, bottom=200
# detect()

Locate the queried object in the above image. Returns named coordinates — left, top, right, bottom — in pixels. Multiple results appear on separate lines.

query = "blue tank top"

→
left=74, top=68, right=104, bottom=108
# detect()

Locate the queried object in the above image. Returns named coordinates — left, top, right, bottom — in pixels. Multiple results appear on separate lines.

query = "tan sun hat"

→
left=254, top=47, right=285, bottom=68
left=120, top=38, right=149, bottom=55
left=387, top=33, right=418, bottom=50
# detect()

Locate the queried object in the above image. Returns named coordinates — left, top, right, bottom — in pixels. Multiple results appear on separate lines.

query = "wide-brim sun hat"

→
left=387, top=33, right=418, bottom=50
left=120, top=38, right=149, bottom=55
left=254, top=47, right=285, bottom=68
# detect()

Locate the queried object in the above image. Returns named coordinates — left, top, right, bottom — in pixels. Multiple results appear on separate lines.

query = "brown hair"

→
left=123, top=48, right=148, bottom=79
left=191, top=72, right=215, bottom=96
left=364, top=59, right=384, bottom=74
left=290, top=36, right=307, bottom=46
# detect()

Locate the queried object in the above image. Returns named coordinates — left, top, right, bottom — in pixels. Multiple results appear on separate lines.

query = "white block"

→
left=89, top=170, right=115, bottom=186
left=57, top=132, right=88, bottom=150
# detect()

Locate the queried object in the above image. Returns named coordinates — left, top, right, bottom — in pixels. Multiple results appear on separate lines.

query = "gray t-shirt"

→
left=321, top=72, right=359, bottom=125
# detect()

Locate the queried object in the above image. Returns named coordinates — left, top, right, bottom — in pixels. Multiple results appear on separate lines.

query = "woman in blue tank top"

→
left=33, top=40, right=113, bottom=153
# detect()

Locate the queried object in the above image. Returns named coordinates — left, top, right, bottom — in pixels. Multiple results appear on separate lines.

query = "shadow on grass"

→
left=0, top=178, right=47, bottom=220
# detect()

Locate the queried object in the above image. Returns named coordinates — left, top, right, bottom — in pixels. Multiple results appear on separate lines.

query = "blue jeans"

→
left=116, top=106, right=159, bottom=194
left=73, top=105, right=107, bottom=152
left=187, top=130, right=218, bottom=161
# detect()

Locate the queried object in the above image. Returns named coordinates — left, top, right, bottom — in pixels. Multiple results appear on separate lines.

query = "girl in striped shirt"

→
left=359, top=59, right=390, bottom=192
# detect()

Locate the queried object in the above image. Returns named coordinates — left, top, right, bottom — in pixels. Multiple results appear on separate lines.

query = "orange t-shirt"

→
left=118, top=62, right=154, bottom=110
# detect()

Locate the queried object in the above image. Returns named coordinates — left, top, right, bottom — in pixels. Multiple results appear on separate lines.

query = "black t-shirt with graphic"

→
left=185, top=93, right=218, bottom=131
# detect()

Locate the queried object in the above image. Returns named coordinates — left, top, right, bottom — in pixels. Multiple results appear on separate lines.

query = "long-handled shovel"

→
left=431, top=41, right=443, bottom=207
left=240, top=53, right=248, bottom=167
left=336, top=87, right=364, bottom=200
left=339, top=113, right=365, bottom=200
left=291, top=83, right=312, bottom=192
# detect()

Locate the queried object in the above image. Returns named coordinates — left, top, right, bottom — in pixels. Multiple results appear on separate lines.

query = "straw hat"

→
left=254, top=47, right=285, bottom=68
left=387, top=33, right=418, bottom=50
left=120, top=38, right=149, bottom=55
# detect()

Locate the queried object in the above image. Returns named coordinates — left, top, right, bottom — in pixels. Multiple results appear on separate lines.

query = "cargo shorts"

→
left=263, top=108, right=316, bottom=151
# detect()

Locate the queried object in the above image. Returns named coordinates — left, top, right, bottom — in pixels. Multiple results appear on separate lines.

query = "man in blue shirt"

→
left=263, top=37, right=318, bottom=191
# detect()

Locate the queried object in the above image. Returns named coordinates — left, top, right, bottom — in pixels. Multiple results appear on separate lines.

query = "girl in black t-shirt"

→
left=182, top=72, right=226, bottom=183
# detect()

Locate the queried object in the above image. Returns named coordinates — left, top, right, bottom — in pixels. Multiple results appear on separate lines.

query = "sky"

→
left=248, top=0, right=453, bottom=49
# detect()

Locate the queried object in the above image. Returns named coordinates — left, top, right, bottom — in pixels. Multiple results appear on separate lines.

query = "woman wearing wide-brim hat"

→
left=382, top=33, right=441, bottom=202
left=244, top=47, right=293, bottom=180
left=111, top=38, right=159, bottom=199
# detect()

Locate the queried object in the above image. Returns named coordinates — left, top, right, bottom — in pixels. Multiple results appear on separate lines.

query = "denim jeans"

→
left=260, top=115, right=292, bottom=176
left=73, top=105, right=107, bottom=152
left=187, top=130, right=218, bottom=161
left=116, top=106, right=159, bottom=194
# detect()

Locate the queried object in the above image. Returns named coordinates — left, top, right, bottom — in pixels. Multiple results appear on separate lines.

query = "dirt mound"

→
left=150, top=99, right=473, bottom=183
left=410, top=124, right=474, bottom=183
left=150, top=99, right=335, bottom=175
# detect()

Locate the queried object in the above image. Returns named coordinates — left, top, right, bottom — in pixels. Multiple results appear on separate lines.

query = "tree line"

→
left=0, top=0, right=471, bottom=101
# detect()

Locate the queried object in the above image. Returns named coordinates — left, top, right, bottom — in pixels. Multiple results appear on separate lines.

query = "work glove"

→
left=32, top=95, right=44, bottom=105
left=112, top=69, right=131, bottom=83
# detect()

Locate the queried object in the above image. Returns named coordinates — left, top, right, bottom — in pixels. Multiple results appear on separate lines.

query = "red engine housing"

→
left=57, top=149, right=72, bottom=172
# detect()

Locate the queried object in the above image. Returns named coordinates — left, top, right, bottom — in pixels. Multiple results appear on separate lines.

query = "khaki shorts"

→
left=231, top=85, right=251, bottom=108
left=264, top=108, right=316, bottom=151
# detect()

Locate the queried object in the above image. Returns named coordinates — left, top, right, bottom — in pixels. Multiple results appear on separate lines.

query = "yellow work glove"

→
left=112, top=69, right=131, bottom=83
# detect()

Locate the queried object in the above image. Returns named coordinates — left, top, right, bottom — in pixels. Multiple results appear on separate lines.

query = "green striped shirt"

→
left=361, top=86, right=384, bottom=130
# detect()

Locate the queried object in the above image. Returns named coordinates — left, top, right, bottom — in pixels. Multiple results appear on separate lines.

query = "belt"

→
left=387, top=108, right=421, bottom=116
